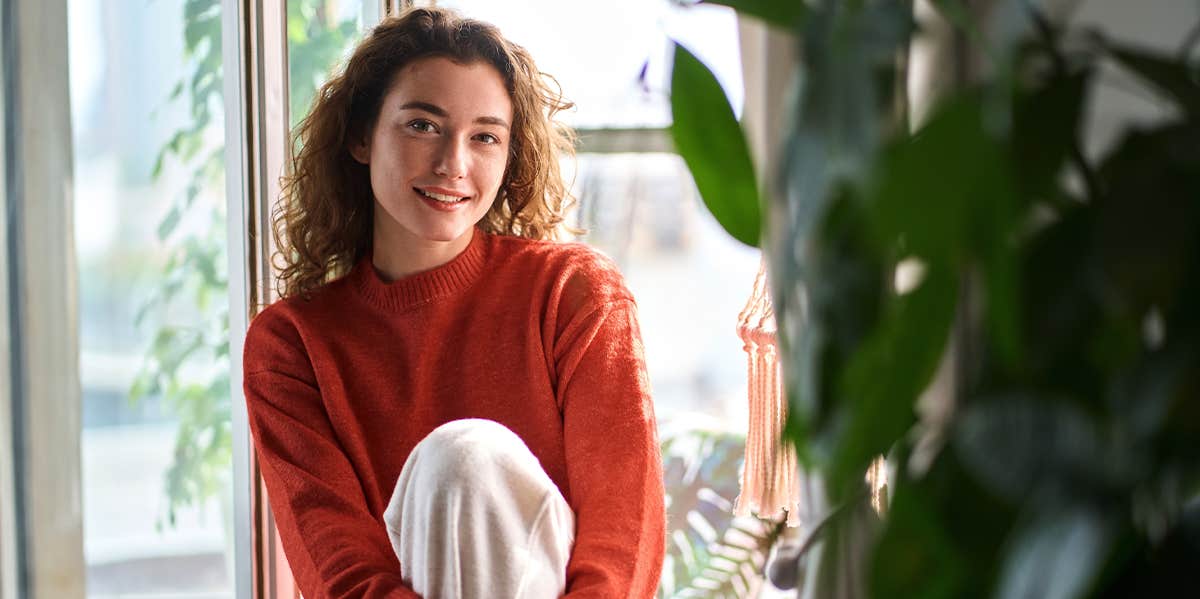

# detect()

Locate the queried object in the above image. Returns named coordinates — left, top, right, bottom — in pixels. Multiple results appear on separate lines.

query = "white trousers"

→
left=383, top=419, right=576, bottom=599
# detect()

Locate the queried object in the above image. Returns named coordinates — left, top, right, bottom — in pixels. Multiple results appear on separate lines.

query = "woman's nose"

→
left=433, top=137, right=468, bottom=179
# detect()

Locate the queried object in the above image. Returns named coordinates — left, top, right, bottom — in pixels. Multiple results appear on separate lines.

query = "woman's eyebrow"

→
left=399, top=100, right=447, bottom=116
left=475, top=115, right=510, bottom=130
left=399, top=101, right=510, bottom=130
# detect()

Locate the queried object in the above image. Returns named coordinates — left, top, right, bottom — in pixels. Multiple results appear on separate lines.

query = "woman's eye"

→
left=408, top=120, right=436, bottom=133
left=476, top=133, right=500, bottom=144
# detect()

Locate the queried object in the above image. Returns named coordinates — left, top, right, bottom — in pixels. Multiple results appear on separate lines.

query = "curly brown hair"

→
left=273, top=7, right=577, bottom=299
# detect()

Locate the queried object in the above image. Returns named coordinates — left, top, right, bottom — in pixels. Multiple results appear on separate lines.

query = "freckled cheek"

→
left=387, top=142, right=431, bottom=182
left=477, top=154, right=508, bottom=192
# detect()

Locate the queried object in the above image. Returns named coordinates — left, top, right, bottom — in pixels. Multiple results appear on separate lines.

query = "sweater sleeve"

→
left=243, top=309, right=420, bottom=599
left=555, top=298, right=666, bottom=598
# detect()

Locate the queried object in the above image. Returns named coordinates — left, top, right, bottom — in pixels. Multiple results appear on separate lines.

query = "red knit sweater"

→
left=243, top=229, right=666, bottom=599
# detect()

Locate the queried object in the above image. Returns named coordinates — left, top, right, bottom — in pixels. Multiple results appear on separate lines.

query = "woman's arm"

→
left=555, top=298, right=667, bottom=598
left=244, top=310, right=420, bottom=599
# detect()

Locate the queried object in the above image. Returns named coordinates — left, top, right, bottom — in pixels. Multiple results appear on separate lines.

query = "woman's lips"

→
left=415, top=187, right=472, bottom=212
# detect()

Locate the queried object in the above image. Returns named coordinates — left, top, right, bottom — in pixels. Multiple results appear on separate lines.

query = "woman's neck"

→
left=370, top=222, right=475, bottom=283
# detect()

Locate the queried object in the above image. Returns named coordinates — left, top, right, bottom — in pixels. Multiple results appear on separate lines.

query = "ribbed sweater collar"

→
left=350, top=228, right=489, bottom=311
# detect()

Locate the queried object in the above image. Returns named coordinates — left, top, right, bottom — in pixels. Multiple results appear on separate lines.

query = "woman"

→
left=242, top=7, right=665, bottom=599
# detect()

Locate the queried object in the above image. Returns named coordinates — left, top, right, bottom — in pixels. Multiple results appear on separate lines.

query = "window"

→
left=69, top=0, right=234, bottom=596
left=58, top=1, right=377, bottom=598
left=288, top=0, right=368, bottom=128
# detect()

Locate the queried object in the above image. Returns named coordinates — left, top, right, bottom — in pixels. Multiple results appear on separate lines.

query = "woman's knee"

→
left=397, top=418, right=555, bottom=503
left=414, top=419, right=535, bottom=476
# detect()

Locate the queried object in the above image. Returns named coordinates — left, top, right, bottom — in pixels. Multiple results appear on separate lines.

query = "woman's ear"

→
left=349, top=136, right=370, bottom=164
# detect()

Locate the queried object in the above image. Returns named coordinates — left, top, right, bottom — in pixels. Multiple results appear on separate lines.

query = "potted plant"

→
left=669, top=1, right=1199, bottom=596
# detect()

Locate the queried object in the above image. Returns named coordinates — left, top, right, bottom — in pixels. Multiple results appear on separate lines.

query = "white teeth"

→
left=417, top=189, right=467, bottom=203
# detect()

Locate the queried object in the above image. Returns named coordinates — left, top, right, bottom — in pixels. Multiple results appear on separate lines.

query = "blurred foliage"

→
left=286, top=0, right=362, bottom=127
left=659, top=427, right=787, bottom=598
left=132, top=0, right=360, bottom=528
left=132, top=0, right=229, bottom=530
left=672, top=0, right=1200, bottom=597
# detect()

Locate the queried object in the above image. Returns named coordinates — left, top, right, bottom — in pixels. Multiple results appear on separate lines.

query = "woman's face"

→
left=353, top=56, right=513, bottom=249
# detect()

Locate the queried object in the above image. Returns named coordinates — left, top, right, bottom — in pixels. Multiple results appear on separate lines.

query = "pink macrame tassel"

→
left=734, top=259, right=800, bottom=526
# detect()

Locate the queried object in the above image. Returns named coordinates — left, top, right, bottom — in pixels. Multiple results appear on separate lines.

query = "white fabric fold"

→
left=384, top=419, right=575, bottom=599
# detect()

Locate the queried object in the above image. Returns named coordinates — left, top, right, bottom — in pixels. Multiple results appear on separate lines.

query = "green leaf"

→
left=868, top=91, right=1024, bottom=368
left=669, top=42, right=762, bottom=248
left=786, top=190, right=886, bottom=456
left=870, top=472, right=970, bottom=598
left=1094, top=123, right=1200, bottom=321
left=184, top=0, right=219, bottom=29
left=833, top=263, right=957, bottom=496
left=157, top=205, right=182, bottom=241
left=183, top=13, right=220, bottom=56
left=870, top=92, right=1006, bottom=260
left=1018, top=205, right=1107, bottom=395
left=997, top=507, right=1114, bottom=599
left=976, top=69, right=1093, bottom=371
left=953, top=395, right=1106, bottom=502
left=699, top=0, right=807, bottom=30
left=1012, top=69, right=1089, bottom=203
left=128, top=372, right=153, bottom=405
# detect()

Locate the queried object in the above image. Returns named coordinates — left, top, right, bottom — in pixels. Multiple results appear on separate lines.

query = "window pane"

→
left=69, top=0, right=232, bottom=596
left=570, top=154, right=779, bottom=596
left=570, top=153, right=759, bottom=428
left=289, top=0, right=367, bottom=126
left=436, top=0, right=743, bottom=128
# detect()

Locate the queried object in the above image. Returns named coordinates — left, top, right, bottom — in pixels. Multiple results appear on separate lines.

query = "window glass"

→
left=288, top=0, right=367, bottom=126
left=569, top=153, right=759, bottom=426
left=69, top=0, right=233, bottom=596
left=435, top=0, right=744, bottom=128
left=70, top=0, right=370, bottom=595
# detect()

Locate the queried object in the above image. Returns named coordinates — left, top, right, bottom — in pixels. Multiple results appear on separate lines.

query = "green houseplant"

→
left=670, top=0, right=1199, bottom=597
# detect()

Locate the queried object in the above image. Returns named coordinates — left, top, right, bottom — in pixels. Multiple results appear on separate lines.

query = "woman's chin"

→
left=374, top=198, right=486, bottom=249
left=412, top=220, right=476, bottom=245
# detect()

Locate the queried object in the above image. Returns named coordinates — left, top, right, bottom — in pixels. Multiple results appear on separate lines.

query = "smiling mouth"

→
left=415, top=188, right=470, bottom=204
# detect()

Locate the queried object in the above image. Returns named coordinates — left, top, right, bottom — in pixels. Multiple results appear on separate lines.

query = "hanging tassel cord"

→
left=734, top=258, right=801, bottom=526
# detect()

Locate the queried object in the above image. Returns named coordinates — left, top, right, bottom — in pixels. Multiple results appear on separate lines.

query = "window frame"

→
left=1, top=1, right=86, bottom=598
left=221, top=0, right=291, bottom=596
